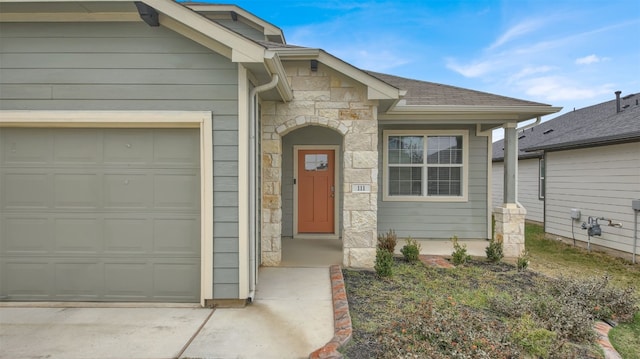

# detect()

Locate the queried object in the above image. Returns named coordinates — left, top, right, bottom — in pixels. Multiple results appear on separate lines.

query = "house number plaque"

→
left=352, top=184, right=371, bottom=193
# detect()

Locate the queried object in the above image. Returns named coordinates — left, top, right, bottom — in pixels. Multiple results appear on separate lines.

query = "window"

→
left=538, top=157, right=545, bottom=200
left=383, top=130, right=468, bottom=201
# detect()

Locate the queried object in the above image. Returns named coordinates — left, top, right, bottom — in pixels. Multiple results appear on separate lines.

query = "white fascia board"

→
left=0, top=0, right=267, bottom=63
left=264, top=51, right=294, bottom=102
left=187, top=4, right=284, bottom=38
left=383, top=105, right=562, bottom=121
left=275, top=48, right=400, bottom=101
left=142, top=0, right=265, bottom=63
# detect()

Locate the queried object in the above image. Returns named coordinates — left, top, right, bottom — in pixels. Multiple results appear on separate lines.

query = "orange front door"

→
left=297, top=149, right=335, bottom=233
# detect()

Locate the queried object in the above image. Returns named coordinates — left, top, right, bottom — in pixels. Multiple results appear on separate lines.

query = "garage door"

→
left=0, top=128, right=201, bottom=302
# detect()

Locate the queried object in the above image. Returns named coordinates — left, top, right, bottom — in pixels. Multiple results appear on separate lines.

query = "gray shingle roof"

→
left=493, top=92, right=640, bottom=161
left=365, top=71, right=551, bottom=107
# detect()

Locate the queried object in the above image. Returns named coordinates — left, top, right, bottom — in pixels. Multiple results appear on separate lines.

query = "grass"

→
left=341, top=223, right=639, bottom=359
left=525, top=223, right=640, bottom=359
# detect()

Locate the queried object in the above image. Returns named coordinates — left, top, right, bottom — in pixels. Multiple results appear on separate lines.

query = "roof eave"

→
left=274, top=48, right=401, bottom=101
left=384, top=105, right=562, bottom=121
left=525, top=133, right=640, bottom=152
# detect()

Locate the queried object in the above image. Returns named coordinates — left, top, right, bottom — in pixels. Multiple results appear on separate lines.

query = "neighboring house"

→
left=0, top=0, right=560, bottom=305
left=493, top=92, right=640, bottom=261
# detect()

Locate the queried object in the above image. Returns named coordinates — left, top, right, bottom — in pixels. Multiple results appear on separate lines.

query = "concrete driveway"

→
left=0, top=267, right=333, bottom=359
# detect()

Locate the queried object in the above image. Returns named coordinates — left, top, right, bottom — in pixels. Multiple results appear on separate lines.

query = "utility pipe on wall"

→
left=247, top=74, right=280, bottom=303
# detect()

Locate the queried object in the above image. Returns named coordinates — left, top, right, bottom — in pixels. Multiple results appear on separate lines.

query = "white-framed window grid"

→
left=383, top=130, right=469, bottom=202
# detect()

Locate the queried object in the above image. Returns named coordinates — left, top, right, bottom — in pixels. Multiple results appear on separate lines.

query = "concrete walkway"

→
left=182, top=267, right=334, bottom=359
left=0, top=267, right=333, bottom=359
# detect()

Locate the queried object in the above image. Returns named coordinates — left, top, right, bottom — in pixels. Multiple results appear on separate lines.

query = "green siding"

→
left=377, top=125, right=489, bottom=239
left=0, top=22, right=241, bottom=299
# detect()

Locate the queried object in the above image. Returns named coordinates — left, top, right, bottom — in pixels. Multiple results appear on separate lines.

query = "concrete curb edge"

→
left=309, top=265, right=352, bottom=359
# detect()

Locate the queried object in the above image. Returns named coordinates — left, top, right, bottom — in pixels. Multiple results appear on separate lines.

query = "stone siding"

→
left=261, top=61, right=378, bottom=268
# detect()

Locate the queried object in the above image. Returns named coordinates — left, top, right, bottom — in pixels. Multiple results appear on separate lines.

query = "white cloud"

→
left=519, top=76, right=614, bottom=101
left=575, top=54, right=602, bottom=65
left=508, top=66, right=555, bottom=83
left=488, top=18, right=545, bottom=50
left=445, top=59, right=496, bottom=78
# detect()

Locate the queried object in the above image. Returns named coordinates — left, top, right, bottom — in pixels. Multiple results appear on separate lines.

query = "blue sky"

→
left=227, top=0, right=639, bottom=139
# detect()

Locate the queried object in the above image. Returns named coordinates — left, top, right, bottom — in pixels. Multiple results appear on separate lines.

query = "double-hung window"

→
left=383, top=130, right=468, bottom=201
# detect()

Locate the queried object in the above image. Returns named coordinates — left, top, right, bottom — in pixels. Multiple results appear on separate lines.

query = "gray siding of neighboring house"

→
left=0, top=22, right=240, bottom=299
left=545, top=142, right=640, bottom=255
left=378, top=125, right=489, bottom=239
left=281, top=126, right=343, bottom=237
left=492, top=158, right=544, bottom=223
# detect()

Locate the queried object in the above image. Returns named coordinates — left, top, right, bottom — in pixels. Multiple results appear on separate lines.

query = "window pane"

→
left=427, top=167, right=462, bottom=196
left=427, top=136, right=463, bottom=164
left=388, top=166, right=422, bottom=196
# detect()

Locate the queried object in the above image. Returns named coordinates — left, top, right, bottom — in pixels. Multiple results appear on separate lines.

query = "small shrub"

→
left=400, top=237, right=421, bottom=262
left=451, top=235, right=471, bottom=266
left=375, top=247, right=394, bottom=277
left=377, top=229, right=397, bottom=253
left=548, top=275, right=638, bottom=322
left=517, top=250, right=530, bottom=271
left=485, top=237, right=504, bottom=263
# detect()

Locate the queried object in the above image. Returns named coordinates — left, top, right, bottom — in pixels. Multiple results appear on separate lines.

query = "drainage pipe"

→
left=634, top=209, right=638, bottom=264
left=247, top=74, right=280, bottom=303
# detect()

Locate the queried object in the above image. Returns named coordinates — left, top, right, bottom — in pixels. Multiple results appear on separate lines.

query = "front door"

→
left=297, top=149, right=335, bottom=233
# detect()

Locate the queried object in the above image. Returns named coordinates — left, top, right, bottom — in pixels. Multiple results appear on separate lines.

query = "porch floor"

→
left=280, top=238, right=343, bottom=267
left=279, top=237, right=489, bottom=267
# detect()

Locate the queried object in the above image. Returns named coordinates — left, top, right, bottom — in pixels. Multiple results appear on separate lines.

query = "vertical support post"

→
left=503, top=123, right=517, bottom=204
left=493, top=122, right=526, bottom=257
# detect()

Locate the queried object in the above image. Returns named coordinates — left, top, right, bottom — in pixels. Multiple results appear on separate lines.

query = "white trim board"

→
left=0, top=110, right=214, bottom=306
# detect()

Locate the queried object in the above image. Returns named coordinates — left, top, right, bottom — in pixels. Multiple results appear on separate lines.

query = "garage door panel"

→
left=1, top=129, right=52, bottom=164
left=153, top=263, right=199, bottom=299
left=55, top=262, right=100, bottom=299
left=1, top=261, right=52, bottom=299
left=153, top=130, right=200, bottom=166
left=153, top=174, right=199, bottom=209
left=3, top=173, right=50, bottom=209
left=104, top=262, right=150, bottom=298
left=53, top=129, right=101, bottom=164
left=104, top=218, right=152, bottom=253
left=104, top=174, right=151, bottom=209
left=153, top=218, right=199, bottom=255
left=1, top=127, right=201, bottom=303
left=103, top=130, right=153, bottom=165
left=53, top=173, right=100, bottom=208
left=2, top=217, right=50, bottom=253
left=54, top=218, right=101, bottom=253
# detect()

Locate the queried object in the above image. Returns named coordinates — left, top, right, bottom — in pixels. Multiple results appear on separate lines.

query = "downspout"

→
left=247, top=74, right=280, bottom=303
left=513, top=116, right=542, bottom=208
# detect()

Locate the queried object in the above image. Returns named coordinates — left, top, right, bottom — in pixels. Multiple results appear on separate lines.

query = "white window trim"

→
left=382, top=129, right=469, bottom=202
left=538, top=157, right=545, bottom=200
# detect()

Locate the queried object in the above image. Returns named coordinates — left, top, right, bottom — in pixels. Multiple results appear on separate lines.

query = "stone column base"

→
left=493, top=204, right=527, bottom=257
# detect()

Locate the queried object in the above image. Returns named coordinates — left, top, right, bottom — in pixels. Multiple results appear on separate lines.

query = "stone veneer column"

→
left=260, top=61, right=378, bottom=268
left=493, top=204, right=527, bottom=257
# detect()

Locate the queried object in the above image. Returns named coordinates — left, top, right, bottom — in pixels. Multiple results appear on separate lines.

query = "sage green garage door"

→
left=0, top=128, right=201, bottom=302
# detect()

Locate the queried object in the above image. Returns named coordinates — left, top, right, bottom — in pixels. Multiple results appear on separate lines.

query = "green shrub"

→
left=517, top=250, right=530, bottom=271
left=485, top=237, right=504, bottom=263
left=400, top=237, right=421, bottom=262
left=451, top=235, right=471, bottom=266
left=510, top=314, right=557, bottom=358
left=375, top=247, right=394, bottom=277
left=377, top=229, right=397, bottom=253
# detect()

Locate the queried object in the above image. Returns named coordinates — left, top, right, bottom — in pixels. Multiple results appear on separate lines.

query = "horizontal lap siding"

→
left=378, top=125, right=488, bottom=239
left=0, top=22, right=240, bottom=299
left=491, top=158, right=543, bottom=222
left=545, top=143, right=640, bottom=254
